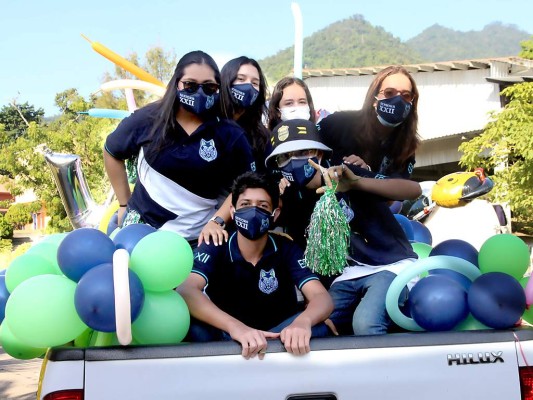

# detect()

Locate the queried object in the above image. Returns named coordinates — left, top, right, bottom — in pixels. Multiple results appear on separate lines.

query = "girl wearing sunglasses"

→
left=310, top=66, right=422, bottom=336
left=104, top=51, right=255, bottom=246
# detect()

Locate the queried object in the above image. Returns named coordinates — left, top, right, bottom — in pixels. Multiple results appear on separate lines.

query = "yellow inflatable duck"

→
left=431, top=168, right=494, bottom=208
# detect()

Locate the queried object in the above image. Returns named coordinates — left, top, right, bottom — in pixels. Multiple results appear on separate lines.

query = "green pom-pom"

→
left=304, top=185, right=350, bottom=276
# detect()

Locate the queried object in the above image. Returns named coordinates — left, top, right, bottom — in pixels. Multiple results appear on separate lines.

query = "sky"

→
left=1, top=0, right=531, bottom=117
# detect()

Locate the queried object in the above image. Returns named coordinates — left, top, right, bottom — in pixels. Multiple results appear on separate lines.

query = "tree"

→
left=0, top=102, right=44, bottom=144
left=459, top=41, right=533, bottom=234
left=0, top=94, right=117, bottom=231
left=0, top=214, right=13, bottom=239
left=4, top=203, right=33, bottom=229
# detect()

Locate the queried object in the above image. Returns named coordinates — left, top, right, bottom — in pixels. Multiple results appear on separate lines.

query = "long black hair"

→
left=219, top=56, right=269, bottom=156
left=145, top=50, right=220, bottom=159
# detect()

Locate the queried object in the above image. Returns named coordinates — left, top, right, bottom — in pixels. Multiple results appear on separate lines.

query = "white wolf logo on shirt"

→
left=259, top=269, right=278, bottom=294
left=199, top=139, right=217, bottom=162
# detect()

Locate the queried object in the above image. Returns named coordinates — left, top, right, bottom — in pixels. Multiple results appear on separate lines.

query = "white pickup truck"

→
left=38, top=327, right=533, bottom=400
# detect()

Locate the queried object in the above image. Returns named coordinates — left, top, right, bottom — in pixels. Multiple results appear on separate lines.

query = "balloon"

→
left=429, top=239, right=479, bottom=266
left=393, top=214, right=414, bottom=241
left=0, top=275, right=9, bottom=323
left=43, top=148, right=104, bottom=229
left=468, top=272, right=526, bottom=329
left=411, top=242, right=432, bottom=259
left=409, top=275, right=469, bottom=331
left=410, top=220, right=432, bottom=245
left=100, top=79, right=166, bottom=98
left=82, top=35, right=165, bottom=87
left=478, top=234, right=530, bottom=279
left=125, top=88, right=137, bottom=112
left=26, top=241, right=62, bottom=275
left=455, top=314, right=490, bottom=331
left=5, top=253, right=58, bottom=293
left=132, top=290, right=190, bottom=345
left=5, top=274, right=87, bottom=348
left=389, top=201, right=402, bottom=214
left=526, top=275, right=533, bottom=307
left=39, top=232, right=69, bottom=245
left=429, top=239, right=479, bottom=291
left=113, top=224, right=157, bottom=254
left=57, top=228, right=116, bottom=282
left=386, top=255, right=481, bottom=331
left=0, top=269, right=6, bottom=276
left=130, top=231, right=193, bottom=291
left=74, top=263, right=144, bottom=333
left=98, top=201, right=120, bottom=234
left=0, top=323, right=46, bottom=360
left=83, top=108, right=131, bottom=119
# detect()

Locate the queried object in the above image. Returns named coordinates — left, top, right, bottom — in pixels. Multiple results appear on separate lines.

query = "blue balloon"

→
left=468, top=272, right=525, bottom=329
left=429, top=239, right=479, bottom=267
left=0, top=275, right=9, bottom=324
left=393, top=214, right=414, bottom=241
left=429, top=239, right=479, bottom=291
left=389, top=201, right=402, bottom=214
left=0, top=269, right=6, bottom=276
left=410, top=220, right=433, bottom=245
left=57, top=228, right=117, bottom=282
left=106, top=212, right=119, bottom=236
left=74, top=263, right=145, bottom=332
left=112, top=224, right=157, bottom=254
left=409, top=275, right=469, bottom=331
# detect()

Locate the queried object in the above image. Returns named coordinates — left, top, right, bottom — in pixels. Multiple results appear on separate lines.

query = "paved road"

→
left=0, top=348, right=41, bottom=400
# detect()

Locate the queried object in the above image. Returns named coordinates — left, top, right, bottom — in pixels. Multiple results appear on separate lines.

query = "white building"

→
left=303, top=56, right=533, bottom=181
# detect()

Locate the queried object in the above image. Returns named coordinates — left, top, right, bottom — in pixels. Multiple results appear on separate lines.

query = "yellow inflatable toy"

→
left=431, top=168, right=494, bottom=208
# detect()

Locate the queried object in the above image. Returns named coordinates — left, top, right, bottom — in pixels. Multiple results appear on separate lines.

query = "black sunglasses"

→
left=180, top=81, right=219, bottom=96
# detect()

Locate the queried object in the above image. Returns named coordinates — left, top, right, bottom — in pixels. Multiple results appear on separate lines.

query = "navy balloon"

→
left=106, top=212, right=119, bottom=235
left=393, top=214, right=414, bottom=241
left=112, top=224, right=157, bottom=254
left=410, top=220, right=433, bottom=245
left=0, top=275, right=9, bottom=324
left=468, top=272, right=525, bottom=329
left=389, top=201, right=402, bottom=214
left=409, top=275, right=469, bottom=331
left=429, top=239, right=479, bottom=291
left=74, top=263, right=145, bottom=332
left=429, top=239, right=478, bottom=267
left=57, top=228, right=116, bottom=282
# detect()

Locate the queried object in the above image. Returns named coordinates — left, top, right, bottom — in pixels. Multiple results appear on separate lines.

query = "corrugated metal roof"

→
left=302, top=56, right=533, bottom=78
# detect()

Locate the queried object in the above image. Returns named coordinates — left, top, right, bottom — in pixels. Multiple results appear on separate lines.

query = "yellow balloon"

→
left=98, top=201, right=120, bottom=234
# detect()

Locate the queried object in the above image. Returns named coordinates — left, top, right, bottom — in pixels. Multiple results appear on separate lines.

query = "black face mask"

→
left=376, top=95, right=411, bottom=127
left=234, top=206, right=273, bottom=240
left=231, top=83, right=259, bottom=108
left=280, top=157, right=319, bottom=188
left=177, top=87, right=218, bottom=115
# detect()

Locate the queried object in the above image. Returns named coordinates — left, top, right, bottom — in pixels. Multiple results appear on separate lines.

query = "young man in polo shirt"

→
left=177, top=172, right=333, bottom=359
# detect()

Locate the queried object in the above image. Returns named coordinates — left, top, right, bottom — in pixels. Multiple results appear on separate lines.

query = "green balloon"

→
left=5, top=253, right=58, bottom=293
left=411, top=242, right=433, bottom=259
left=40, top=233, right=68, bottom=245
left=478, top=234, right=530, bottom=279
left=26, top=241, right=62, bottom=275
left=454, top=314, right=490, bottom=331
left=130, top=231, right=193, bottom=291
left=5, top=274, right=87, bottom=348
left=0, top=323, right=47, bottom=360
left=132, top=290, right=190, bottom=345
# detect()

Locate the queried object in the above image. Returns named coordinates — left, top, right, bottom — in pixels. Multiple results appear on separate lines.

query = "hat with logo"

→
left=265, top=119, right=332, bottom=167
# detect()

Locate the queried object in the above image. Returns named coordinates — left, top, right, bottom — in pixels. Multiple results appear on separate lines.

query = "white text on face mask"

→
left=280, top=105, right=311, bottom=121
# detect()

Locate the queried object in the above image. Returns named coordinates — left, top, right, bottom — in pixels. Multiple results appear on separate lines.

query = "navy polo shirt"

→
left=192, top=232, right=319, bottom=331
left=317, top=112, right=418, bottom=265
left=105, top=105, right=255, bottom=240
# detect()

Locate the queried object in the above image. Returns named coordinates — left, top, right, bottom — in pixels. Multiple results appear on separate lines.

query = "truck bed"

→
left=40, top=328, right=533, bottom=400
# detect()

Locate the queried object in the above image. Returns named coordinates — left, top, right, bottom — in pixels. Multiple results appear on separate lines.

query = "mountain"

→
left=259, top=16, right=531, bottom=84
left=259, top=15, right=423, bottom=84
left=407, top=22, right=530, bottom=62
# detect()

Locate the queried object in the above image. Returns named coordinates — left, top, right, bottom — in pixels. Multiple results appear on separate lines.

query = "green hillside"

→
left=407, top=22, right=530, bottom=62
left=259, top=15, right=423, bottom=84
left=259, top=16, right=532, bottom=84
